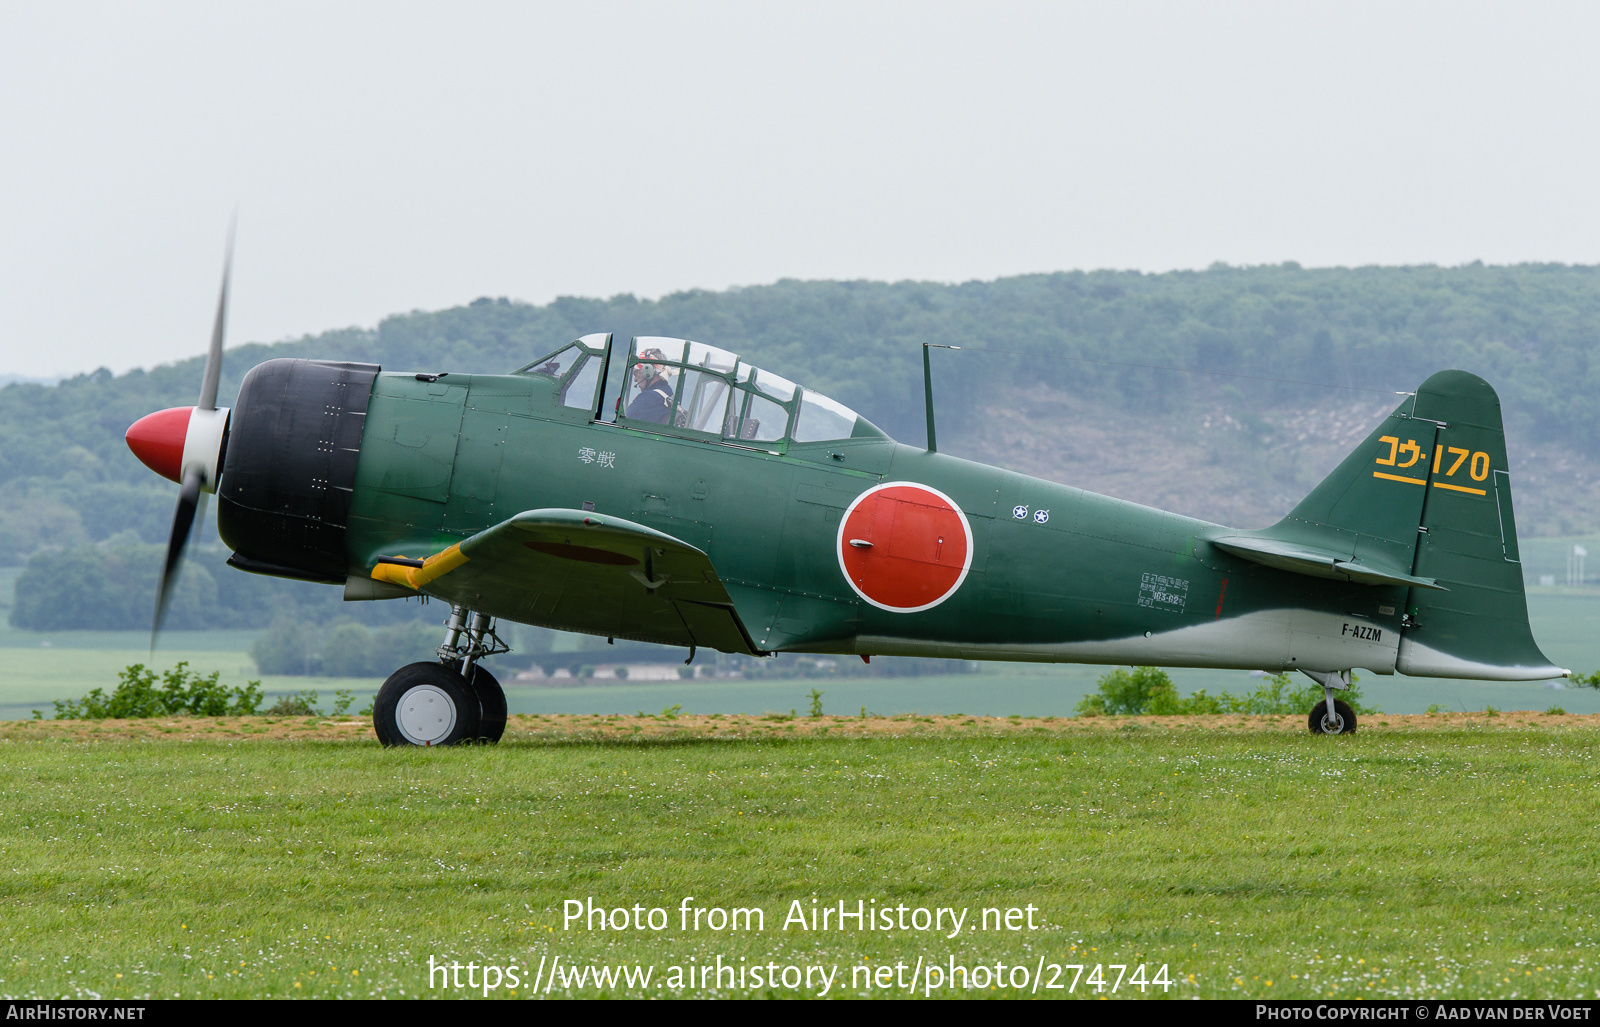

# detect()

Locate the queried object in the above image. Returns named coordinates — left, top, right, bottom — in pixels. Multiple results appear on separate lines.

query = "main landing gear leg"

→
left=1302, top=669, right=1357, bottom=735
left=372, top=604, right=510, bottom=747
left=454, top=610, right=508, bottom=743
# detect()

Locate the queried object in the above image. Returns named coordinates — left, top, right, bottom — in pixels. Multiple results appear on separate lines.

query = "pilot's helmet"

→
left=636, top=348, right=671, bottom=383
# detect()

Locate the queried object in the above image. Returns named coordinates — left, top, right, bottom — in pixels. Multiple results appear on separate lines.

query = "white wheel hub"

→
left=396, top=684, right=457, bottom=745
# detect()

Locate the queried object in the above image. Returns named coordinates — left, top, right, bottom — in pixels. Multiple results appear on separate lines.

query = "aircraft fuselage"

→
left=343, top=370, right=1401, bottom=675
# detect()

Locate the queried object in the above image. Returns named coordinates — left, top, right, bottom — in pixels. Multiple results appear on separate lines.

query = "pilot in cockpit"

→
left=625, top=348, right=674, bottom=423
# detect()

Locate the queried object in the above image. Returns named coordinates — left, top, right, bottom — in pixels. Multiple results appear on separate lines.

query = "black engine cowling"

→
left=216, top=358, right=381, bottom=583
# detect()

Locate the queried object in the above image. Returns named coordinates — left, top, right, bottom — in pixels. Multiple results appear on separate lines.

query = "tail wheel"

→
left=1308, top=698, right=1357, bottom=735
left=466, top=666, right=507, bottom=743
left=373, top=662, right=482, bottom=747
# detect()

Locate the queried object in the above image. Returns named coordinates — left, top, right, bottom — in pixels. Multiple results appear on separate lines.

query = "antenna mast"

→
left=922, top=343, right=959, bottom=453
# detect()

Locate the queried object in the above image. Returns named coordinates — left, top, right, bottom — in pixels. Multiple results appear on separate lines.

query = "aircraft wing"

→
left=368, top=509, right=763, bottom=656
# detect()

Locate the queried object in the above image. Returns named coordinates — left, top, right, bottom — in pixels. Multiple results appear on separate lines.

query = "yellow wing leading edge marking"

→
left=369, top=544, right=469, bottom=591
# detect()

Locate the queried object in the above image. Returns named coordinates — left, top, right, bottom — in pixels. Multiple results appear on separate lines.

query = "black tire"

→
left=373, top=662, right=482, bottom=747
left=1308, top=698, right=1357, bottom=735
left=466, top=666, right=507, bottom=743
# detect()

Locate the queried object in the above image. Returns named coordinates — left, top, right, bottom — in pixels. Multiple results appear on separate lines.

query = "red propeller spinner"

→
left=125, top=406, right=194, bottom=483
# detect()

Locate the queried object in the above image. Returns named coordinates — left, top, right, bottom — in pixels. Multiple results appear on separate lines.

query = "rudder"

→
left=1394, top=370, right=1564, bottom=680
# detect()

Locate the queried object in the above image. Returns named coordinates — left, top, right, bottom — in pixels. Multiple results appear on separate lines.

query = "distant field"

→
left=0, top=586, right=1596, bottom=722
left=1519, top=536, right=1600, bottom=586
left=0, top=717, right=1597, bottom=999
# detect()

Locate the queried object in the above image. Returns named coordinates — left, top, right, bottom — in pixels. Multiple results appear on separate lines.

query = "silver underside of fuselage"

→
left=857, top=607, right=1567, bottom=682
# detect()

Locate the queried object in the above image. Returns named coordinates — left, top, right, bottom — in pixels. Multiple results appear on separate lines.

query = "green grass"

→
left=2, top=727, right=1599, bottom=999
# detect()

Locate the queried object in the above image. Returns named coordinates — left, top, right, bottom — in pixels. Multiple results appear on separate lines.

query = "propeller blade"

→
left=152, top=467, right=203, bottom=645
left=197, top=216, right=235, bottom=412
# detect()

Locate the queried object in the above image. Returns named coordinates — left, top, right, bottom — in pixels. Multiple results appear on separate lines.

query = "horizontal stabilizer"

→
left=1210, top=535, right=1445, bottom=590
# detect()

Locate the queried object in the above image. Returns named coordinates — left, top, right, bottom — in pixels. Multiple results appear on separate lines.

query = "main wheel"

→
left=466, top=665, right=506, bottom=743
left=373, top=662, right=482, bottom=747
left=1308, top=698, right=1357, bottom=735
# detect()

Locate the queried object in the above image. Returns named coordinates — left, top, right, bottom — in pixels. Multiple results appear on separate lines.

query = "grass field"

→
left=1, top=715, right=1598, bottom=999
left=2, top=565, right=1596, bottom=999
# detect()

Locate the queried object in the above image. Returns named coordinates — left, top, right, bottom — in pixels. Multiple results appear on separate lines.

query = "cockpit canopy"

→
left=515, top=333, right=611, bottom=414
left=517, top=335, right=884, bottom=445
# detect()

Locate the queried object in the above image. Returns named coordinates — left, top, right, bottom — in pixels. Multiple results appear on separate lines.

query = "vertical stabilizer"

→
left=1393, top=371, right=1564, bottom=680
left=1230, top=371, right=1564, bottom=680
left=1267, top=393, right=1439, bottom=582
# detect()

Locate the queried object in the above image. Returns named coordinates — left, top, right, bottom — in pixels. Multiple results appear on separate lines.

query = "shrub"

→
left=266, top=690, right=320, bottom=716
left=1165, top=688, right=1230, bottom=714
left=52, top=663, right=263, bottom=719
left=1075, top=667, right=1179, bottom=716
left=1075, top=668, right=1378, bottom=717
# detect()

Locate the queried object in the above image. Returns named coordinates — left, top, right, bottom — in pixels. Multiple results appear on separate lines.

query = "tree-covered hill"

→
left=5, top=262, right=1600, bottom=577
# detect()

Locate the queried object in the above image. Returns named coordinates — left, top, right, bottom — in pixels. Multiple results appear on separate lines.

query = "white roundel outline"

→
left=836, top=481, right=975, bottom=614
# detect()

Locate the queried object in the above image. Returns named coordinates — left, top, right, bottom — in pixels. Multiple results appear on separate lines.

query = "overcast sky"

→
left=3, top=1, right=1599, bottom=379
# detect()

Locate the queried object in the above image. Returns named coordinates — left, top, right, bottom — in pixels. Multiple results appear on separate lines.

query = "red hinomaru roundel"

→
left=836, top=482, right=973, bottom=613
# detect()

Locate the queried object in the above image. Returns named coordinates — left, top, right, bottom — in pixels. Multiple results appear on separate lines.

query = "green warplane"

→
left=125, top=274, right=1565, bottom=745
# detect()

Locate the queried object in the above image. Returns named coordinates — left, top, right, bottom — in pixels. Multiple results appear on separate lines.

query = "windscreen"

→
left=793, top=389, right=861, bottom=442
